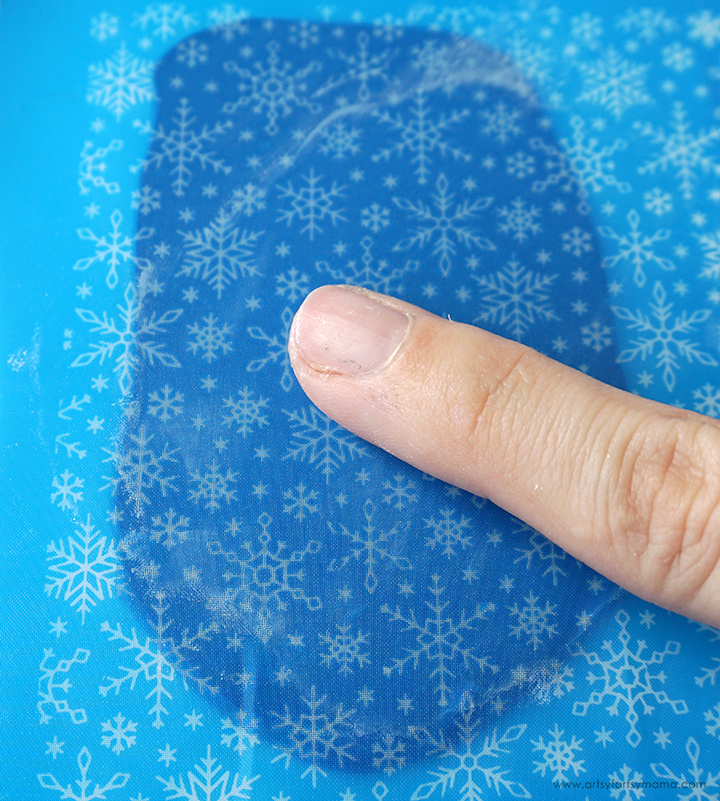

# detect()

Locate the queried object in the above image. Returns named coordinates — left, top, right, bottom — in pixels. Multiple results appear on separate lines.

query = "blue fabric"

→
left=1, top=2, right=719, bottom=800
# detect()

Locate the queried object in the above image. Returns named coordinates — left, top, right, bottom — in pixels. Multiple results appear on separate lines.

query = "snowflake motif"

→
left=189, top=459, right=237, bottom=512
left=37, top=648, right=90, bottom=725
left=361, top=203, right=390, bottom=232
left=505, top=33, right=553, bottom=86
left=424, top=508, right=472, bottom=557
left=275, top=268, right=309, bottom=303
left=134, top=98, right=233, bottom=197
left=562, top=226, right=593, bottom=257
left=372, top=90, right=471, bottom=184
left=612, top=281, right=718, bottom=393
left=616, top=8, right=677, bottom=42
left=693, top=383, right=720, bottom=417
left=578, top=47, right=651, bottom=120
left=662, top=42, right=694, bottom=72
left=532, top=724, right=585, bottom=783
left=90, top=12, right=119, bottom=42
left=74, top=209, right=153, bottom=290
left=319, top=120, right=362, bottom=160
left=207, top=512, right=321, bottom=644
left=513, top=529, right=567, bottom=585
left=581, top=320, right=613, bottom=352
left=289, top=20, right=320, bottom=49
left=148, top=385, right=184, bottom=422
left=133, top=4, right=197, bottom=40
left=635, top=102, right=720, bottom=201
left=151, top=508, right=190, bottom=549
left=697, top=230, right=720, bottom=280
left=509, top=592, right=558, bottom=651
left=472, top=257, right=558, bottom=341
left=644, top=187, right=673, bottom=216
left=101, top=713, right=138, bottom=755
left=158, top=745, right=257, bottom=800
left=328, top=498, right=412, bottom=594
left=220, top=386, right=269, bottom=436
left=688, top=11, right=720, bottom=48
left=284, top=405, right=368, bottom=481
left=323, top=30, right=394, bottom=102
left=72, top=282, right=182, bottom=396
left=176, top=37, right=208, bottom=68
left=531, top=117, right=631, bottom=214
left=319, top=623, right=371, bottom=675
left=38, top=748, right=129, bottom=800
left=382, top=574, right=497, bottom=707
left=45, top=515, right=121, bottom=624
left=480, top=101, right=523, bottom=144
left=51, top=470, right=84, bottom=512
left=247, top=306, right=294, bottom=391
left=87, top=44, right=155, bottom=121
left=131, top=184, right=161, bottom=215
left=599, top=209, right=674, bottom=288
left=317, top=236, right=419, bottom=294
left=570, top=12, right=603, bottom=49
left=207, top=4, right=249, bottom=40
left=277, top=168, right=347, bottom=240
left=79, top=139, right=123, bottom=196
left=497, top=197, right=542, bottom=242
left=651, top=738, right=720, bottom=801
left=572, top=609, right=689, bottom=746
left=283, top=483, right=319, bottom=520
left=231, top=182, right=267, bottom=216
left=410, top=691, right=530, bottom=800
left=102, top=425, right=178, bottom=517
left=372, top=734, right=406, bottom=776
left=393, top=173, right=494, bottom=276
left=536, top=660, right=575, bottom=702
left=223, top=40, right=321, bottom=135
left=705, top=701, right=720, bottom=739
left=221, top=711, right=260, bottom=754
left=382, top=474, right=418, bottom=510
left=506, top=151, right=535, bottom=180
left=608, top=764, right=645, bottom=801
left=188, top=312, right=234, bottom=363
left=101, top=593, right=219, bottom=728
left=272, top=685, right=356, bottom=787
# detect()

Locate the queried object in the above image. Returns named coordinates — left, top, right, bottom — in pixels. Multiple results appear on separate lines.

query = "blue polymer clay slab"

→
left=115, top=19, right=627, bottom=774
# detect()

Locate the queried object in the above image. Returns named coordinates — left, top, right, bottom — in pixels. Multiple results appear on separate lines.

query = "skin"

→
left=288, top=284, right=720, bottom=628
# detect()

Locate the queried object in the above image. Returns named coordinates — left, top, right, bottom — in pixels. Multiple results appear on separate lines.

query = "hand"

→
left=288, top=284, right=720, bottom=628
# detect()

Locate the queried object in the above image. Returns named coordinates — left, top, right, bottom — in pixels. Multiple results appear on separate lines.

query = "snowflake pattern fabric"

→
left=2, top=2, right=720, bottom=800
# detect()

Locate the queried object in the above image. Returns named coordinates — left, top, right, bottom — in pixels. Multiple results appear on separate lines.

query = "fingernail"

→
left=292, top=285, right=411, bottom=374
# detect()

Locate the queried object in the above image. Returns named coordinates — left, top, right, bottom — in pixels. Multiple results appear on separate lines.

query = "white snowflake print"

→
left=51, top=469, right=84, bottom=512
left=410, top=691, right=529, bottom=800
left=87, top=44, right=155, bottom=121
left=45, top=514, right=121, bottom=624
left=393, top=173, right=495, bottom=276
left=316, top=236, right=419, bottom=294
left=509, top=591, right=558, bottom=651
left=275, top=268, right=309, bottom=302
left=532, top=724, right=585, bottom=783
left=372, top=89, right=471, bottom=184
left=361, top=203, right=390, bottom=232
left=247, top=306, right=295, bottom=391
left=581, top=320, right=613, bottom=352
left=328, top=498, right=412, bottom=593
left=599, top=208, right=674, bottom=287
left=151, top=508, right=190, bottom=549
left=189, top=459, right=237, bottom=512
left=134, top=98, right=233, bottom=197
left=133, top=3, right=197, bottom=40
left=693, top=383, right=720, bottom=417
left=38, top=648, right=89, bottom=725
left=578, top=47, right=651, bottom=119
left=705, top=701, right=720, bottom=739
left=79, top=139, right=123, bottom=196
left=688, top=11, right=720, bottom=48
left=178, top=209, right=261, bottom=299
left=697, top=230, right=720, bottom=280
left=272, top=690, right=357, bottom=789
left=562, top=226, right=593, bottom=257
left=284, top=405, right=368, bottom=481
left=90, top=12, right=119, bottom=42
left=73, top=209, right=153, bottom=290
left=382, top=574, right=497, bottom=707
left=148, top=384, right=184, bottom=422
left=612, top=281, right=718, bottom=392
left=158, top=745, right=257, bottom=800
left=480, top=101, right=523, bottom=144
left=207, top=4, right=249, bottom=41
left=221, top=386, right=269, bottom=436
left=223, top=40, right=321, bottom=135
left=319, top=120, right=362, bottom=160
left=72, top=282, right=182, bottom=396
left=231, top=181, right=267, bottom=216
left=372, top=734, right=406, bottom=776
left=497, top=197, right=542, bottom=242
left=176, top=37, right=208, bottom=68
left=319, top=623, right=370, bottom=675
left=101, top=425, right=178, bottom=517
left=473, top=257, right=558, bottom=341
left=635, top=102, right=720, bottom=201
left=101, top=713, right=138, bottom=755
left=616, top=8, right=677, bottom=42
left=207, top=511, right=321, bottom=644
left=570, top=12, right=604, bottom=49
left=277, top=168, right=346, bottom=240
left=531, top=117, right=631, bottom=214
left=38, top=748, right=128, bottom=800
left=424, top=508, right=472, bottom=557
left=382, top=474, right=418, bottom=510
left=572, top=609, right=688, bottom=746
left=608, top=764, right=645, bottom=801
left=131, top=184, right=161, bottom=215
left=514, top=529, right=567, bottom=585
left=188, top=312, right=234, bottom=362
left=651, top=738, right=720, bottom=801
left=101, top=593, right=219, bottom=728
left=283, top=482, right=318, bottom=520
left=221, top=710, right=260, bottom=755
left=323, top=30, right=394, bottom=102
